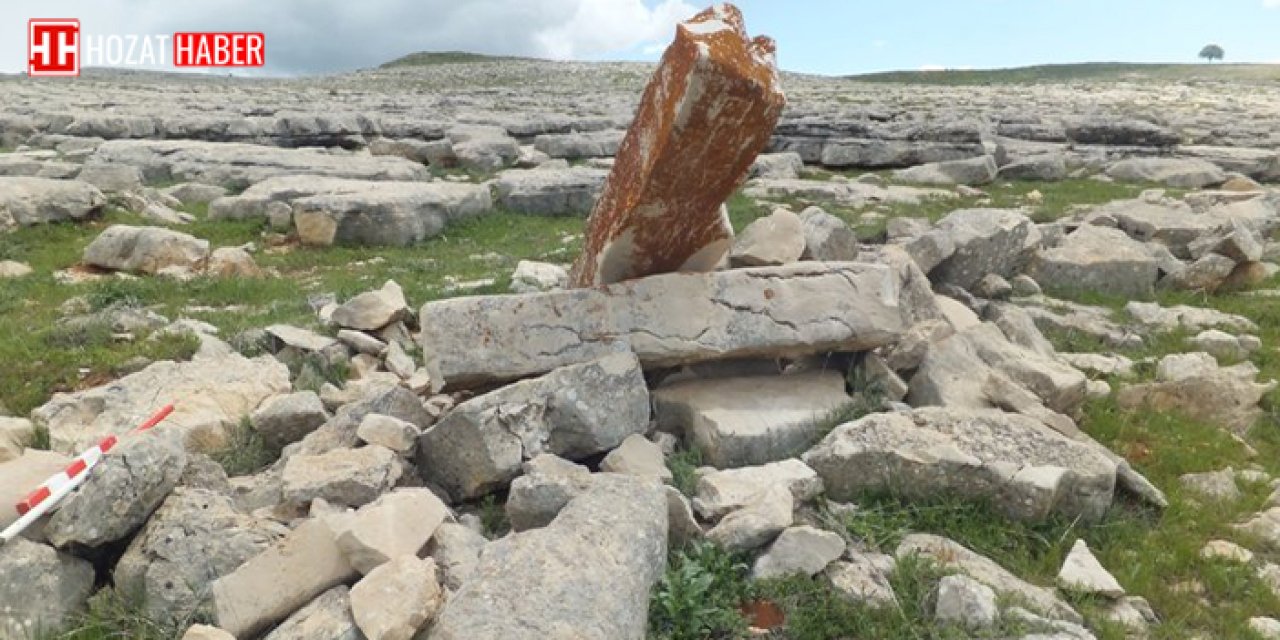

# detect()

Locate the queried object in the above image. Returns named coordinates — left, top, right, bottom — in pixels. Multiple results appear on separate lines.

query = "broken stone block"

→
left=730, top=208, right=805, bottom=267
left=666, top=486, right=704, bottom=547
left=929, top=208, right=1034, bottom=290
left=281, top=445, right=403, bottom=508
left=46, top=432, right=188, bottom=548
left=426, top=523, right=488, bottom=592
left=653, top=371, right=851, bottom=468
left=934, top=574, right=999, bottom=631
left=600, top=434, right=673, bottom=483
left=335, top=488, right=449, bottom=575
left=418, top=351, right=648, bottom=501
left=1027, top=224, right=1159, bottom=298
left=692, top=458, right=824, bottom=520
left=355, top=413, right=419, bottom=453
left=261, top=585, right=359, bottom=640
left=897, top=534, right=1080, bottom=622
left=799, top=206, right=859, bottom=262
left=751, top=525, right=845, bottom=579
left=350, top=556, right=443, bottom=640
left=706, top=483, right=793, bottom=552
left=0, top=538, right=95, bottom=639
left=570, top=3, right=785, bottom=286
left=114, top=488, right=286, bottom=626
left=82, top=224, right=210, bottom=275
left=505, top=455, right=595, bottom=532
left=332, top=280, right=408, bottom=331
left=825, top=552, right=897, bottom=608
left=804, top=408, right=1116, bottom=524
left=427, top=476, right=666, bottom=639
left=421, top=261, right=916, bottom=388
left=250, top=391, right=329, bottom=451
left=1057, top=539, right=1124, bottom=598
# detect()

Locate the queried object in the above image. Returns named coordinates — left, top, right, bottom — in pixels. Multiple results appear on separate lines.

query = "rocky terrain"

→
left=1, top=45, right=1280, bottom=640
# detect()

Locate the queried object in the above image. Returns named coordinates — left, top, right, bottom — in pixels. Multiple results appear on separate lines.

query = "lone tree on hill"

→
left=1199, top=44, right=1225, bottom=62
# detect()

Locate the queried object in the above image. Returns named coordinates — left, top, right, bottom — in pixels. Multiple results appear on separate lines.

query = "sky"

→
left=2, top=0, right=1278, bottom=76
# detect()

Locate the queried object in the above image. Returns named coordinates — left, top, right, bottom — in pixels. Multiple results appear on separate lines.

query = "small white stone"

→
left=1057, top=539, right=1124, bottom=598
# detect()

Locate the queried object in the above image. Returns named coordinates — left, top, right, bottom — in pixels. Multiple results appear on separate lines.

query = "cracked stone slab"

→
left=803, top=408, right=1117, bottom=524
left=420, top=261, right=914, bottom=388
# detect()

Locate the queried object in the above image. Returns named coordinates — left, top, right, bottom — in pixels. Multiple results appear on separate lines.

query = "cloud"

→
left=1, top=0, right=698, bottom=75
left=1266, top=0, right=1280, bottom=7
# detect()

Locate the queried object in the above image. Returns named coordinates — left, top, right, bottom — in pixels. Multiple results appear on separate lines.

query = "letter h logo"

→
left=29, top=19, right=80, bottom=76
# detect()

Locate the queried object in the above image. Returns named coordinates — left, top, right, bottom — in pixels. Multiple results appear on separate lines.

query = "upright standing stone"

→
left=570, top=3, right=786, bottom=287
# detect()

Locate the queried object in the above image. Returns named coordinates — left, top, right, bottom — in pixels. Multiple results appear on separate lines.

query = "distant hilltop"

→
left=379, top=51, right=535, bottom=68
left=847, top=62, right=1280, bottom=85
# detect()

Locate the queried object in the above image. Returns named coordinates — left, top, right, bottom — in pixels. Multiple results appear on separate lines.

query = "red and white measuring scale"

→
left=0, top=404, right=175, bottom=544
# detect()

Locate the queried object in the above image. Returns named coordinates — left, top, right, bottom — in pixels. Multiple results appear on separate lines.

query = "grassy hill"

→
left=380, top=51, right=533, bottom=68
left=848, top=62, right=1280, bottom=85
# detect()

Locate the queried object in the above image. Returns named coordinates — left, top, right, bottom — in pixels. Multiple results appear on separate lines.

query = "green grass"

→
left=0, top=206, right=582, bottom=415
left=848, top=62, right=1280, bottom=85
left=40, top=588, right=183, bottom=640
left=667, top=448, right=705, bottom=498
left=380, top=51, right=533, bottom=68
left=210, top=417, right=276, bottom=477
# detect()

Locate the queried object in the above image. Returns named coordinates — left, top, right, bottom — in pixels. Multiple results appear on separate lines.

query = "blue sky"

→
left=3, top=0, right=1278, bottom=76
left=627, top=0, right=1280, bottom=74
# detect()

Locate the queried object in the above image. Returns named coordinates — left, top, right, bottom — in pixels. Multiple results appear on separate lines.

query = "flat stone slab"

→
left=0, top=177, right=106, bottom=231
left=89, top=139, right=429, bottom=190
left=803, top=407, right=1117, bottom=523
left=420, top=261, right=916, bottom=388
left=652, top=371, right=851, bottom=468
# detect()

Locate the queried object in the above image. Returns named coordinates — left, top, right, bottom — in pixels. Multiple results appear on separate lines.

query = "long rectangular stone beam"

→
left=420, top=261, right=921, bottom=388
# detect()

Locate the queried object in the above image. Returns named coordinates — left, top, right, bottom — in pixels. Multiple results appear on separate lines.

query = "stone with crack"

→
left=418, top=351, right=648, bottom=501
left=803, top=408, right=1117, bottom=524
left=420, top=261, right=916, bottom=388
left=570, top=3, right=785, bottom=287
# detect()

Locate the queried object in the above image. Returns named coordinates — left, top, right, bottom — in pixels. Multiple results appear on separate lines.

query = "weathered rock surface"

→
left=212, top=518, right=357, bottom=638
left=331, top=280, right=408, bottom=331
left=1057, top=539, right=1124, bottom=598
left=45, top=433, right=188, bottom=548
left=427, top=476, right=666, bottom=640
left=421, top=261, right=920, bottom=388
left=751, top=525, right=845, bottom=579
left=600, top=434, right=672, bottom=482
left=493, top=167, right=607, bottom=216
left=930, top=209, right=1034, bottom=289
left=282, top=445, right=403, bottom=508
left=897, top=533, right=1081, bottom=622
left=261, top=586, right=360, bottom=640
left=419, top=351, right=647, bottom=501
left=350, top=556, right=443, bottom=640
left=652, top=371, right=850, bottom=468
left=32, top=343, right=290, bottom=453
left=1106, top=157, right=1226, bottom=188
left=0, top=538, right=95, bottom=639
left=799, top=206, right=859, bottom=261
left=934, top=574, right=999, bottom=631
left=1028, top=224, right=1158, bottom=297
left=250, top=391, right=329, bottom=451
left=292, top=180, right=492, bottom=247
left=89, top=140, right=429, bottom=189
left=692, top=458, right=824, bottom=520
left=0, top=177, right=106, bottom=231
left=114, top=487, right=285, bottom=625
left=892, top=155, right=998, bottom=186
left=83, top=225, right=210, bottom=275
left=804, top=408, right=1117, bottom=523
left=335, top=488, right=448, bottom=575
left=730, top=208, right=805, bottom=267
left=705, top=483, right=794, bottom=552
left=571, top=4, right=785, bottom=286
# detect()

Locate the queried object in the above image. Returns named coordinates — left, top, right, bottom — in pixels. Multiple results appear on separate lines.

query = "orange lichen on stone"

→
left=570, top=3, right=786, bottom=287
